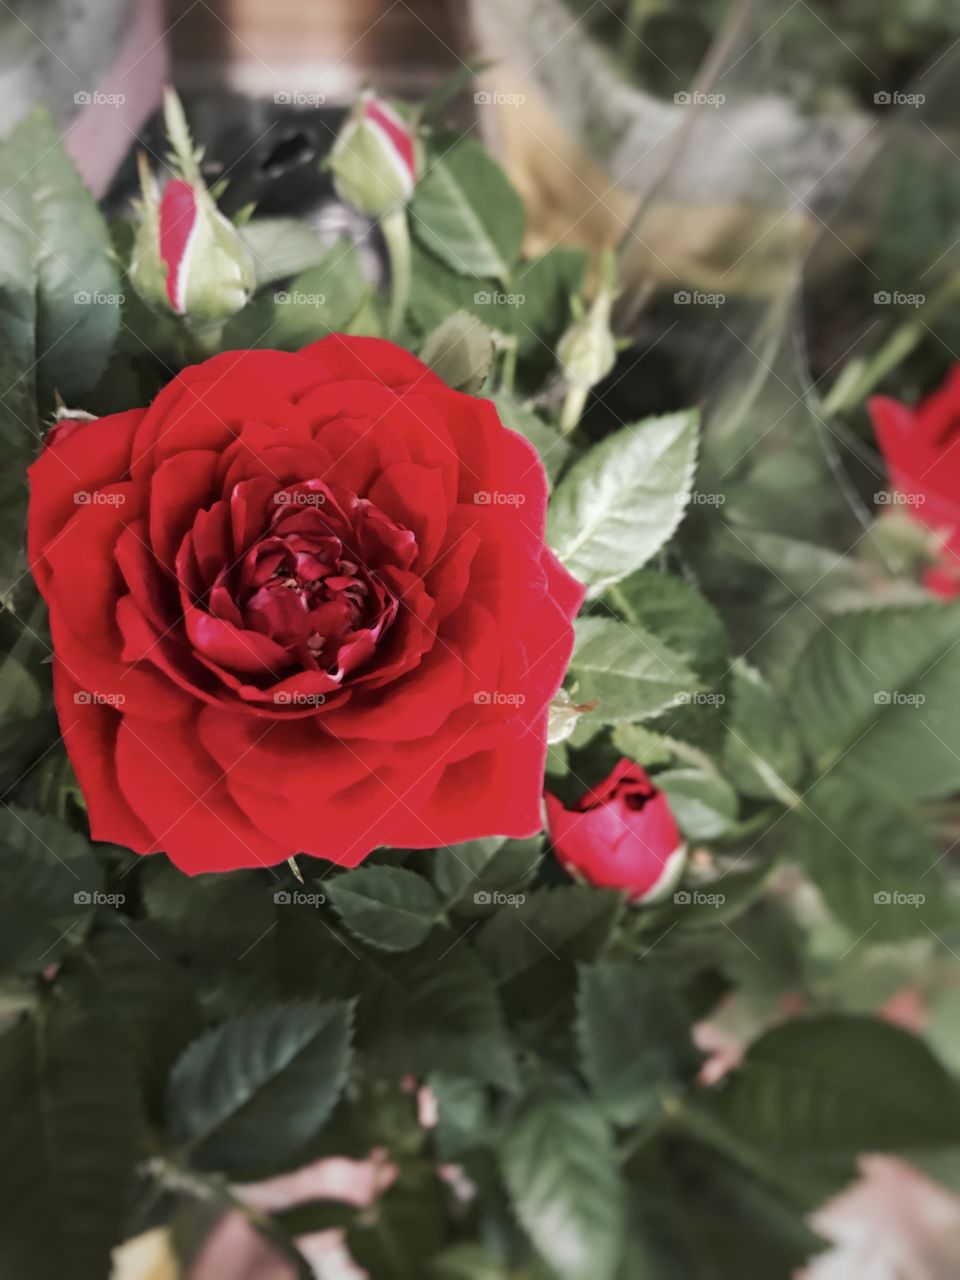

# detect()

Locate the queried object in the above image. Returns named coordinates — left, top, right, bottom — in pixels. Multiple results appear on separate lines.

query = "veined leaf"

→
left=702, top=1015, right=960, bottom=1157
left=501, top=1091, right=624, bottom=1280
left=577, top=962, right=700, bottom=1126
left=411, top=139, right=525, bottom=281
left=0, top=1004, right=142, bottom=1280
left=0, top=806, right=101, bottom=976
left=790, top=601, right=960, bottom=799
left=420, top=310, right=495, bottom=393
left=547, top=411, right=699, bottom=591
left=567, top=616, right=699, bottom=724
left=0, top=108, right=120, bottom=417
left=168, top=1001, right=353, bottom=1177
left=328, top=865, right=441, bottom=952
left=239, top=217, right=331, bottom=286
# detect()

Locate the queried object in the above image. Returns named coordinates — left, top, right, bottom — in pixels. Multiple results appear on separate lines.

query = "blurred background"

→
left=4, top=0, right=960, bottom=1275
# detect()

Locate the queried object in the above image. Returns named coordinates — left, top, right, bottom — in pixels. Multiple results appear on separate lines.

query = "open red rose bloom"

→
left=28, top=336, right=584, bottom=873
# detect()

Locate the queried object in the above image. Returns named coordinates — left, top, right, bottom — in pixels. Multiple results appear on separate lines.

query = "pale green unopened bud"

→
left=557, top=254, right=621, bottom=432
left=557, top=288, right=617, bottom=391
left=329, top=92, right=418, bottom=218
left=130, top=91, right=255, bottom=326
left=547, top=689, right=597, bottom=744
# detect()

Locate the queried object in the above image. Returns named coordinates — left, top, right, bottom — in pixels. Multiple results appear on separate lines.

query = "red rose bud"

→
left=329, top=91, right=418, bottom=218
left=869, top=366, right=960, bottom=598
left=546, top=759, right=686, bottom=902
left=130, top=91, right=254, bottom=324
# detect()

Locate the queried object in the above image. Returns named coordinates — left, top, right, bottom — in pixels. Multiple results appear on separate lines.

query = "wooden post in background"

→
left=164, top=0, right=466, bottom=101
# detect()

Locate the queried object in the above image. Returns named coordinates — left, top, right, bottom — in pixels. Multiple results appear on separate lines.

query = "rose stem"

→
left=821, top=273, right=960, bottom=417
left=381, top=206, right=412, bottom=338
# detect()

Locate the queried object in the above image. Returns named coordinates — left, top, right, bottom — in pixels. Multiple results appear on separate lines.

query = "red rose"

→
left=546, top=759, right=685, bottom=902
left=28, top=336, right=583, bottom=873
left=870, top=368, right=960, bottom=598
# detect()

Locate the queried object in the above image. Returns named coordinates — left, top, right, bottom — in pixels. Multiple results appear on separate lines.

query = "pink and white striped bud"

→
left=130, top=90, right=254, bottom=325
left=329, top=92, right=418, bottom=218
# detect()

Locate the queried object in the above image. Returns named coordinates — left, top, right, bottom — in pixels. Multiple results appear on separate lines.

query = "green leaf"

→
left=501, top=1091, right=624, bottom=1280
left=0, top=806, right=101, bottom=975
left=347, top=1172, right=449, bottom=1280
left=431, top=1244, right=509, bottom=1279
left=223, top=238, right=369, bottom=349
left=656, top=769, right=738, bottom=841
left=238, top=218, right=332, bottom=286
left=609, top=723, right=676, bottom=767
left=0, top=108, right=121, bottom=416
left=168, top=1001, right=353, bottom=1176
left=0, top=1004, right=142, bottom=1280
left=420, top=310, right=495, bottom=393
left=790, top=602, right=960, bottom=799
left=509, top=247, right=588, bottom=358
left=784, top=776, right=951, bottom=941
left=428, top=1073, right=490, bottom=1160
left=479, top=887, right=623, bottom=985
left=270, top=911, right=517, bottom=1087
left=432, top=836, right=542, bottom=914
left=624, top=1137, right=826, bottom=1279
left=606, top=568, right=731, bottom=752
left=372, top=944, right=518, bottom=1089
left=567, top=617, right=699, bottom=724
left=328, top=865, right=441, bottom=952
left=577, top=962, right=700, bottom=1126
left=723, top=661, right=805, bottom=801
left=703, top=1015, right=960, bottom=1157
left=140, top=860, right=277, bottom=964
left=477, top=887, right=622, bottom=1033
left=605, top=570, right=727, bottom=675
left=409, top=245, right=584, bottom=385
left=547, top=411, right=699, bottom=591
left=0, top=651, right=50, bottom=791
left=656, top=861, right=774, bottom=930
left=59, top=924, right=203, bottom=1120
left=411, top=139, right=525, bottom=281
